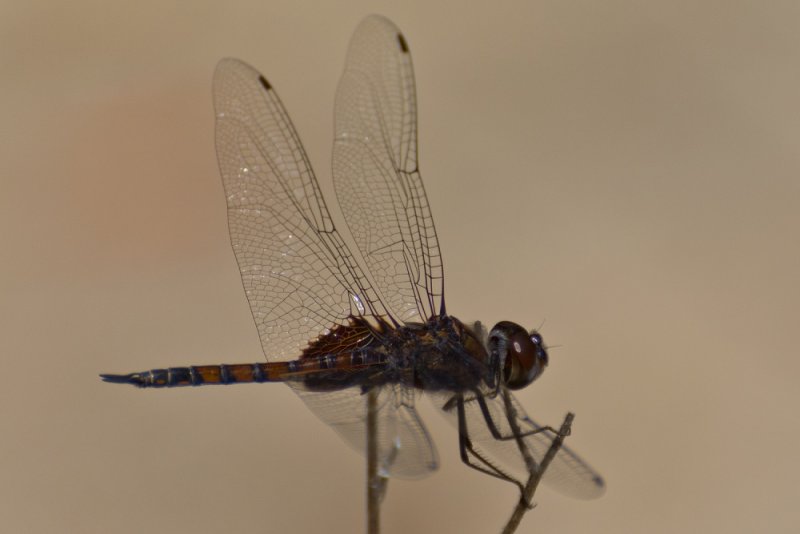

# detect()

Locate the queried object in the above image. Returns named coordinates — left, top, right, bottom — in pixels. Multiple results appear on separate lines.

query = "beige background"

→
left=2, top=1, right=798, bottom=533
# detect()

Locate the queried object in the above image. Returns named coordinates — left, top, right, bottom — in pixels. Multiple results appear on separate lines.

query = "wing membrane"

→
left=289, top=384, right=438, bottom=478
left=214, top=58, right=388, bottom=361
left=214, top=55, right=438, bottom=478
left=333, top=15, right=444, bottom=323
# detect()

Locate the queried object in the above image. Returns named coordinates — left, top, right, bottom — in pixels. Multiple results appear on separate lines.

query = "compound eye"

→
left=491, top=322, right=548, bottom=390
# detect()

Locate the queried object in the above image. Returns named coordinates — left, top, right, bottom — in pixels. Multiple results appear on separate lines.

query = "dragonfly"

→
left=102, top=15, right=604, bottom=503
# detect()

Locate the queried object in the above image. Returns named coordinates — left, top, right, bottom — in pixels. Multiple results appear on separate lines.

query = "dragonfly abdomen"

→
left=100, top=351, right=388, bottom=389
left=100, top=362, right=292, bottom=388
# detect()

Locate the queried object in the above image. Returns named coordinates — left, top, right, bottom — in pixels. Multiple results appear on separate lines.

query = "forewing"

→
left=432, top=390, right=606, bottom=499
left=214, top=58, right=388, bottom=361
left=214, top=57, right=437, bottom=478
left=333, top=15, right=444, bottom=323
left=289, top=383, right=438, bottom=479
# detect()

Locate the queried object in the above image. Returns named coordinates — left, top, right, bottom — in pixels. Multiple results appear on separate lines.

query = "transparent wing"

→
left=214, top=57, right=438, bottom=477
left=333, top=15, right=444, bottom=324
left=214, top=58, right=389, bottom=362
left=432, top=390, right=606, bottom=499
left=289, top=383, right=438, bottom=478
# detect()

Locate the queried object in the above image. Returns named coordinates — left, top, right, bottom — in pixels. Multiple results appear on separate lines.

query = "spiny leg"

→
left=454, top=395, right=526, bottom=496
left=473, top=392, right=561, bottom=442
left=469, top=390, right=571, bottom=508
left=498, top=388, right=539, bottom=478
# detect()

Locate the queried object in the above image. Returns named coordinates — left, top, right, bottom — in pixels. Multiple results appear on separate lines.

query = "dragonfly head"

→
left=489, top=321, right=549, bottom=390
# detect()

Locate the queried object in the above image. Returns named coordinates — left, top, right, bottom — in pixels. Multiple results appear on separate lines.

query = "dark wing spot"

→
left=258, top=75, right=272, bottom=91
left=397, top=33, right=409, bottom=53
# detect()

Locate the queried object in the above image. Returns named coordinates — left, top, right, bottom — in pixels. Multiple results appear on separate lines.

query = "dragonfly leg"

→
left=472, top=392, right=561, bottom=442
left=454, top=395, right=527, bottom=496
